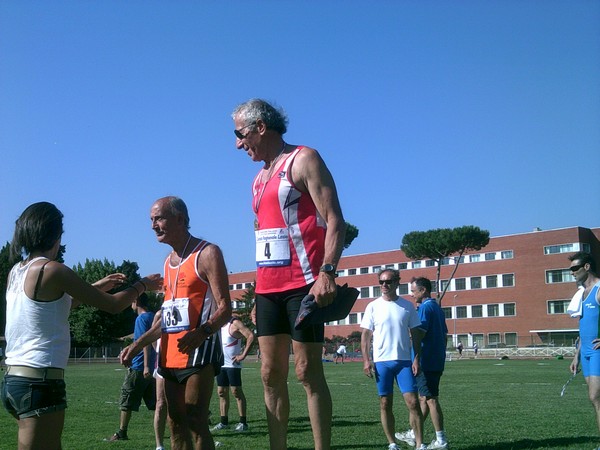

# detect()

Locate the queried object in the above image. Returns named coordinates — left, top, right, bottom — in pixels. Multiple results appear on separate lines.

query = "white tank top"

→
left=220, top=320, right=242, bottom=369
left=5, top=257, right=72, bottom=369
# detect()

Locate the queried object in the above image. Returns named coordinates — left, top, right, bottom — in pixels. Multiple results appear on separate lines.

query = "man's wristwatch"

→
left=201, top=324, right=214, bottom=336
left=320, top=263, right=337, bottom=277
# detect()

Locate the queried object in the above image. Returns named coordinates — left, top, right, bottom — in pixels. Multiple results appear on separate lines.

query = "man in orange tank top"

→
left=231, top=99, right=346, bottom=450
left=120, top=196, right=232, bottom=450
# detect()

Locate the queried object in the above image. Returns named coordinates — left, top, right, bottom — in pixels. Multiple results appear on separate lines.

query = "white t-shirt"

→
left=336, top=345, right=347, bottom=355
left=360, top=296, right=421, bottom=363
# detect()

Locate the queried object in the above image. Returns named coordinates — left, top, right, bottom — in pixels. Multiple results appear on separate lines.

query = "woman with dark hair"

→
left=1, top=201, right=162, bottom=450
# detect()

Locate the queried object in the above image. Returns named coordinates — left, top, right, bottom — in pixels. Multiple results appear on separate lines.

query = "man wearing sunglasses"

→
left=568, top=252, right=600, bottom=438
left=231, top=99, right=346, bottom=450
left=360, top=269, right=426, bottom=450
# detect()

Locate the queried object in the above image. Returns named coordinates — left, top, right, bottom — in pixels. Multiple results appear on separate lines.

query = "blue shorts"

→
left=374, top=360, right=417, bottom=396
left=216, top=368, right=242, bottom=387
left=416, top=371, right=443, bottom=397
left=1, top=375, right=67, bottom=419
left=581, top=352, right=600, bottom=377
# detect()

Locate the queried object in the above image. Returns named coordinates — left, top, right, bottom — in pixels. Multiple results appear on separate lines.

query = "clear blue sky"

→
left=1, top=1, right=599, bottom=277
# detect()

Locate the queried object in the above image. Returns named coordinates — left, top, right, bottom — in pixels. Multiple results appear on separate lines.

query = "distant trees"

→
left=401, top=226, right=490, bottom=305
left=70, top=258, right=161, bottom=348
left=344, top=222, right=359, bottom=249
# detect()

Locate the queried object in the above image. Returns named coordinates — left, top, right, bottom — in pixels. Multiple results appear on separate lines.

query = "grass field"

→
left=0, top=358, right=596, bottom=450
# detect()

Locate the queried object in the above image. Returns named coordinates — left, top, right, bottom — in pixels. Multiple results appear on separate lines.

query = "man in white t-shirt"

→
left=334, top=344, right=347, bottom=364
left=360, top=269, right=426, bottom=450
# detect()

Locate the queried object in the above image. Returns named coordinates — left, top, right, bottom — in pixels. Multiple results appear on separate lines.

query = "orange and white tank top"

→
left=252, top=146, right=326, bottom=294
left=160, top=240, right=222, bottom=369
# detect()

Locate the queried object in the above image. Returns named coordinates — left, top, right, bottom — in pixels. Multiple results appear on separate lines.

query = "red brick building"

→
left=228, top=226, right=600, bottom=348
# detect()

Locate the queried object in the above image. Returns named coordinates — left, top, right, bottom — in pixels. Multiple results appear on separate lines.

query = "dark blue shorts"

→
left=256, top=284, right=324, bottom=343
left=416, top=370, right=443, bottom=397
left=216, top=367, right=242, bottom=387
left=1, top=375, right=67, bottom=419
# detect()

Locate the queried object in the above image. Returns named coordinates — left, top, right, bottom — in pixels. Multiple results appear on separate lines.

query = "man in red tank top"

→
left=232, top=99, right=346, bottom=450
left=120, top=196, right=232, bottom=450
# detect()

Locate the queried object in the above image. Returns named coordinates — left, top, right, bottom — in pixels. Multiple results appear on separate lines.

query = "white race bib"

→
left=161, top=298, right=191, bottom=333
left=255, top=227, right=291, bottom=267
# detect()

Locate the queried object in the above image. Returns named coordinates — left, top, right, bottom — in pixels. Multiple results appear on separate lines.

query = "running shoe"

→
left=234, top=422, right=249, bottom=432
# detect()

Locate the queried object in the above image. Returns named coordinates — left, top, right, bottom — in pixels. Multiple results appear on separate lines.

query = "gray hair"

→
left=232, top=98, right=288, bottom=135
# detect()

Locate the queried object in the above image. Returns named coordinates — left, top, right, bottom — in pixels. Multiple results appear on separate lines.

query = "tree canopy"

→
left=343, top=222, right=359, bottom=249
left=401, top=225, right=490, bottom=304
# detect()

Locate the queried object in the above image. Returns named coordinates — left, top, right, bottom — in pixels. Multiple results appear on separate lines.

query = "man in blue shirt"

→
left=396, top=277, right=449, bottom=450
left=107, top=293, right=157, bottom=442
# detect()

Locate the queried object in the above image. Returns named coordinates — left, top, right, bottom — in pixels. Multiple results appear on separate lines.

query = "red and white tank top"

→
left=252, top=146, right=326, bottom=294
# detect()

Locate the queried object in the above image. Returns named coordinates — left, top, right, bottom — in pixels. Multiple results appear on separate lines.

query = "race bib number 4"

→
left=255, top=228, right=291, bottom=267
left=161, top=298, right=191, bottom=333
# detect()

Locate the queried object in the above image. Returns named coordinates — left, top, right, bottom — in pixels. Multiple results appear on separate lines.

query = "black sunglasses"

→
left=569, top=263, right=585, bottom=272
left=379, top=279, right=399, bottom=285
left=234, top=122, right=256, bottom=140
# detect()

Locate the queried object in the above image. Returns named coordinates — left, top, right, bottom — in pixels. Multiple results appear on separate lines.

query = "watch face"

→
left=321, top=264, right=335, bottom=273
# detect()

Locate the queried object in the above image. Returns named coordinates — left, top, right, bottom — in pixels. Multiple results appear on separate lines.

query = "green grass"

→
left=0, top=358, right=596, bottom=449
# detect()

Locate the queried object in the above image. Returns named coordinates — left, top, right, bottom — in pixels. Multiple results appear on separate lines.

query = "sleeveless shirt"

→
left=580, top=281, right=600, bottom=357
left=221, top=318, right=243, bottom=369
left=5, top=257, right=72, bottom=369
left=160, top=240, right=223, bottom=370
left=252, top=146, right=326, bottom=294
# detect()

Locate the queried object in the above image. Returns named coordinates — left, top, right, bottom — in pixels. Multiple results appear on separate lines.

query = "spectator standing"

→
left=360, top=269, right=426, bottom=450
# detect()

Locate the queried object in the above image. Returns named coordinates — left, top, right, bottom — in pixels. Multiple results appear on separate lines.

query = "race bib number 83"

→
left=161, top=298, right=191, bottom=333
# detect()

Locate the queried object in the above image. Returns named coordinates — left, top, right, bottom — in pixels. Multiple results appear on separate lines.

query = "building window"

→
left=487, top=304, right=499, bottom=317
left=544, top=243, right=575, bottom=255
left=348, top=268, right=357, bottom=275
left=235, top=283, right=243, bottom=290
left=471, top=277, right=482, bottom=289
left=502, top=273, right=515, bottom=287
left=488, top=333, right=501, bottom=345
left=504, top=303, right=516, bottom=316
left=545, top=269, right=573, bottom=284
left=505, top=332, right=517, bottom=346
left=336, top=270, right=345, bottom=277
left=547, top=299, right=570, bottom=314
left=412, top=261, right=422, bottom=269
left=455, top=278, right=466, bottom=290
left=472, top=305, right=483, bottom=318
left=431, top=281, right=438, bottom=293
left=470, top=254, right=481, bottom=263
left=485, top=252, right=496, bottom=261
left=501, top=250, right=514, bottom=259
left=398, top=263, right=407, bottom=270
left=486, top=275, right=497, bottom=288
left=442, top=307, right=452, bottom=319
left=349, top=313, right=358, bottom=324
left=457, top=256, right=465, bottom=264
left=385, top=264, right=396, bottom=269
left=373, top=286, right=381, bottom=297
left=399, top=283, right=409, bottom=295
left=456, top=306, right=467, bottom=318
left=360, top=287, right=370, bottom=298
left=228, top=284, right=234, bottom=290
left=360, top=267, right=369, bottom=274
left=244, top=283, right=252, bottom=289
left=441, top=257, right=450, bottom=265
left=426, top=259, right=436, bottom=267
left=440, top=279, right=449, bottom=292
left=472, top=333, right=484, bottom=346
left=372, top=265, right=381, bottom=273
